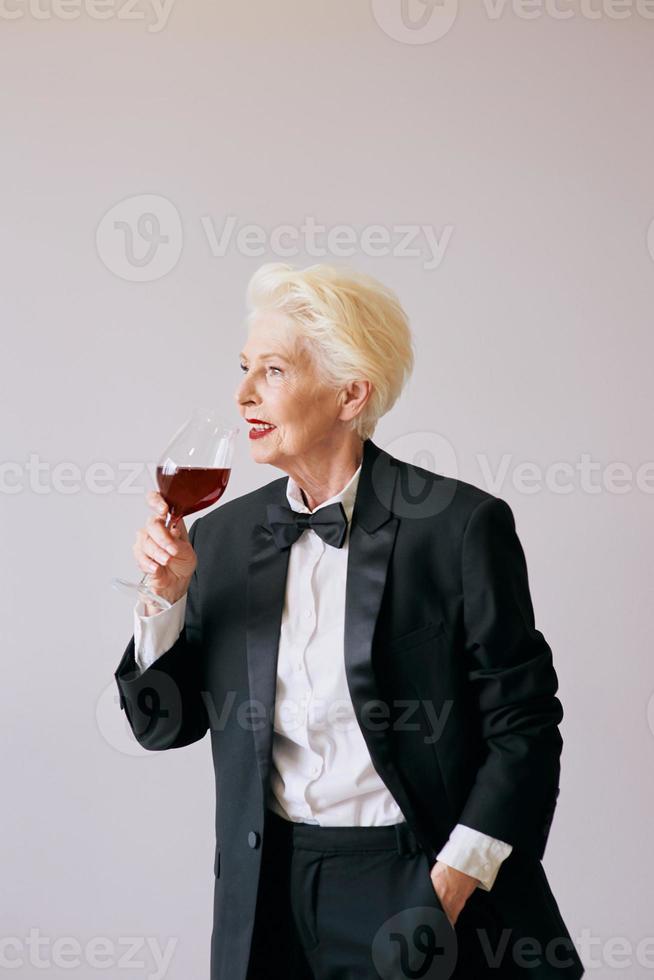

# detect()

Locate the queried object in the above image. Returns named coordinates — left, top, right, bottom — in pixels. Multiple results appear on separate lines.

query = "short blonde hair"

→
left=244, top=262, right=414, bottom=442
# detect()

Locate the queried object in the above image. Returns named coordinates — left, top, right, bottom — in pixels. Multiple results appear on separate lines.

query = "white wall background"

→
left=2, top=1, right=653, bottom=976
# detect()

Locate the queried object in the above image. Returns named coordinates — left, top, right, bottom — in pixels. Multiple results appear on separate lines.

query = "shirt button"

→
left=304, top=609, right=312, bottom=618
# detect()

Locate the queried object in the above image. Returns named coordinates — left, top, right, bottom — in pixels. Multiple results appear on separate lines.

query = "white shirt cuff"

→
left=436, top=823, right=513, bottom=891
left=133, top=594, right=187, bottom=673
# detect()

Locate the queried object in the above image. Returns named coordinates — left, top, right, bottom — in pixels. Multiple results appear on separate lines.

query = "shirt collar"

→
left=286, top=462, right=362, bottom=524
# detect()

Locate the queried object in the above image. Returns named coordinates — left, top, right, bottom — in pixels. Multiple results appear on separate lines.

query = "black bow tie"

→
left=266, top=501, right=349, bottom=551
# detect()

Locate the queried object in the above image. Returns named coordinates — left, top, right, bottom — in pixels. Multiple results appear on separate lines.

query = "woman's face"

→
left=234, top=311, right=345, bottom=468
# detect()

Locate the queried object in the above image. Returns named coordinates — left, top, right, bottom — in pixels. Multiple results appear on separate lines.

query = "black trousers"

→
left=246, top=807, right=510, bottom=980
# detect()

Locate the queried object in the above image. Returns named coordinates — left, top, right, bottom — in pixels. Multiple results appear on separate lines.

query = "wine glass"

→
left=112, top=409, right=239, bottom=611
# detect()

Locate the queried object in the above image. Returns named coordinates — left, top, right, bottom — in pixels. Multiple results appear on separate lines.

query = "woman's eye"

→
left=238, top=363, right=282, bottom=376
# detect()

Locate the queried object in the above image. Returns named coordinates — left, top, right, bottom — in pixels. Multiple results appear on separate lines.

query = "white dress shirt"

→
left=133, top=464, right=512, bottom=890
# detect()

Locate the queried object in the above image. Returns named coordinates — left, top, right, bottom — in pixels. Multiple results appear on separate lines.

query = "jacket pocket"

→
left=388, top=620, right=445, bottom=654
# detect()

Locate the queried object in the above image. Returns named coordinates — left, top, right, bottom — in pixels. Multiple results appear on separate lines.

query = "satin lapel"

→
left=344, top=519, right=398, bottom=769
left=344, top=441, right=435, bottom=856
left=246, top=491, right=291, bottom=802
left=344, top=438, right=399, bottom=767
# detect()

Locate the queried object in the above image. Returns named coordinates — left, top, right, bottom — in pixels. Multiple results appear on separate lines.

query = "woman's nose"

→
left=234, top=375, right=256, bottom=407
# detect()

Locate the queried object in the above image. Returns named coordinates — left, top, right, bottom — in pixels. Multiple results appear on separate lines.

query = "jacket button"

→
left=248, top=831, right=260, bottom=849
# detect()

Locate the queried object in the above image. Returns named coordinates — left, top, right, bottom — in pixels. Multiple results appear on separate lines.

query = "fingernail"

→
left=166, top=545, right=177, bottom=555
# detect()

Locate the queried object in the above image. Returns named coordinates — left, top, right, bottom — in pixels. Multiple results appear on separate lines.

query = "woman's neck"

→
left=286, top=438, right=364, bottom=511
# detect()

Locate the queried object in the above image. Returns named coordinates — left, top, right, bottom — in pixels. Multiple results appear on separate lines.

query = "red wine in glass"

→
left=112, top=410, right=239, bottom=610
left=156, top=466, right=231, bottom=524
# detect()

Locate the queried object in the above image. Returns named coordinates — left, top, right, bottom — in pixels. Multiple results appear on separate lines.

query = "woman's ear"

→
left=339, top=379, right=371, bottom=422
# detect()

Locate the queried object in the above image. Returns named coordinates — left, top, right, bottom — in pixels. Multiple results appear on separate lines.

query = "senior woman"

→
left=114, top=263, right=583, bottom=980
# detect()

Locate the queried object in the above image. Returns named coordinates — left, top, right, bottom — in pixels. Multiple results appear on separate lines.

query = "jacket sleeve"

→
left=114, top=518, right=209, bottom=751
left=457, top=495, right=563, bottom=860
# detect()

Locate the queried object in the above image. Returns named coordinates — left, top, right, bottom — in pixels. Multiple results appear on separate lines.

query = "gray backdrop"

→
left=3, top=2, right=653, bottom=977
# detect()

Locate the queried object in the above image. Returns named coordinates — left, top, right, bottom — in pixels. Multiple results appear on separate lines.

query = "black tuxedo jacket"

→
left=115, top=437, right=584, bottom=980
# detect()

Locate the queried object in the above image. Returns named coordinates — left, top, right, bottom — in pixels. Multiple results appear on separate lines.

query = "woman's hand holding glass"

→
left=133, top=490, right=198, bottom=613
left=112, top=410, right=238, bottom=611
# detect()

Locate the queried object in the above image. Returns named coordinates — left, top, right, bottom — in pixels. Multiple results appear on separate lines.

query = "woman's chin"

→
left=249, top=435, right=279, bottom=460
